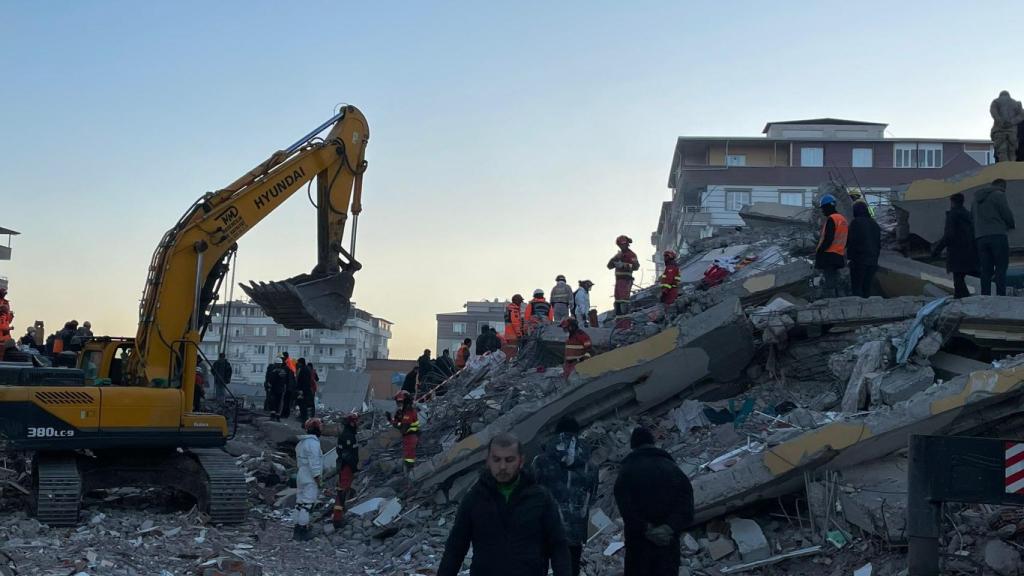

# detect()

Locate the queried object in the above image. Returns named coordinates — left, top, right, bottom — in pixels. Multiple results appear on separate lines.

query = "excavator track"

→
left=192, top=448, right=248, bottom=524
left=34, top=453, right=82, bottom=526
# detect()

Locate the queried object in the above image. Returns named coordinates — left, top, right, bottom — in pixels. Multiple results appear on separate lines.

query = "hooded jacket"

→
left=613, top=445, right=694, bottom=538
left=550, top=281, right=573, bottom=305
left=531, top=433, right=599, bottom=545
left=973, top=187, right=1016, bottom=238
left=846, top=204, right=881, bottom=267
left=438, top=469, right=571, bottom=576
left=295, top=434, right=323, bottom=505
left=932, top=204, right=977, bottom=273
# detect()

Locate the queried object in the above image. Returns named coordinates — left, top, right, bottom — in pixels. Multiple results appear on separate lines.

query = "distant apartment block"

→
left=654, top=118, right=994, bottom=259
left=200, top=300, right=392, bottom=398
left=436, top=300, right=507, bottom=356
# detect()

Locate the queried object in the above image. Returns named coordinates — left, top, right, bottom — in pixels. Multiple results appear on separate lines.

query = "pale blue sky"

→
left=1, top=1, right=1019, bottom=358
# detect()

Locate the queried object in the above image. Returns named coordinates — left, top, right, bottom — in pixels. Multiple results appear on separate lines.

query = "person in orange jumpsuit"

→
left=524, top=289, right=554, bottom=333
left=607, top=235, right=640, bottom=329
left=561, top=318, right=593, bottom=379
left=503, top=294, right=525, bottom=357
left=455, top=338, right=472, bottom=370
left=658, top=250, right=682, bottom=312
left=389, top=391, right=420, bottom=475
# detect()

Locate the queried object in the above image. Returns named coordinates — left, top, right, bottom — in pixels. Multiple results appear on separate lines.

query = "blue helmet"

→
left=819, top=194, right=837, bottom=207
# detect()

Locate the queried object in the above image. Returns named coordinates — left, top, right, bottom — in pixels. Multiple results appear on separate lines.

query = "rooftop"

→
left=762, top=117, right=888, bottom=133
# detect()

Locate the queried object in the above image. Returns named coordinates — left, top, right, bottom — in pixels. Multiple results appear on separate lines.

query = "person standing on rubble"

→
left=845, top=202, right=881, bottom=298
left=503, top=294, right=525, bottom=355
left=608, top=235, right=640, bottom=328
left=332, top=412, right=361, bottom=528
left=389, top=391, right=420, bottom=475
left=418, top=349, right=435, bottom=389
left=265, top=361, right=290, bottom=421
left=211, top=352, right=232, bottom=404
left=573, top=280, right=593, bottom=326
left=931, top=193, right=977, bottom=298
left=614, top=426, right=694, bottom=576
left=294, top=417, right=324, bottom=541
left=532, top=416, right=599, bottom=576
left=815, top=195, right=848, bottom=298
left=657, top=250, right=681, bottom=312
left=524, top=289, right=554, bottom=332
left=438, top=432, right=572, bottom=576
left=455, top=338, right=472, bottom=370
left=278, top=360, right=298, bottom=420
left=551, top=275, right=574, bottom=322
left=973, top=178, right=1016, bottom=296
left=296, top=358, right=315, bottom=420
left=560, top=318, right=592, bottom=379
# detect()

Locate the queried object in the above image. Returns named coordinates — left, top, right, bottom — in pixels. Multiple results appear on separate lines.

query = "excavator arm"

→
left=127, top=106, right=369, bottom=401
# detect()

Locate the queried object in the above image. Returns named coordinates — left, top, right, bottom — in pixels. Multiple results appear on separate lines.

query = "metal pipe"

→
left=349, top=214, right=358, bottom=260
left=285, top=110, right=346, bottom=155
left=192, top=242, right=207, bottom=333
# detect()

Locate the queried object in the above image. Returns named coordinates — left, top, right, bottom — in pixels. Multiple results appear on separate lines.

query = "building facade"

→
left=435, top=300, right=507, bottom=357
left=200, top=300, right=392, bottom=398
left=654, top=118, right=994, bottom=259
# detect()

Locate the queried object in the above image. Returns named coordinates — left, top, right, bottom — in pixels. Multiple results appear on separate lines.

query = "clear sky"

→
left=1, top=1, right=1020, bottom=359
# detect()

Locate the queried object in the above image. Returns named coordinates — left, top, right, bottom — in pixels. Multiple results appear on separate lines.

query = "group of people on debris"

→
left=290, top=402, right=694, bottom=576
left=816, top=180, right=1016, bottom=299
left=262, top=351, right=320, bottom=422
left=0, top=287, right=97, bottom=363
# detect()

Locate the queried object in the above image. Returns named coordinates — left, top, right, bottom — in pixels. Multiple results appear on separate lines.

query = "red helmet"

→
left=616, top=235, right=632, bottom=246
left=344, top=412, right=360, bottom=427
left=394, top=390, right=410, bottom=402
left=663, top=250, right=678, bottom=262
left=304, top=417, right=323, bottom=434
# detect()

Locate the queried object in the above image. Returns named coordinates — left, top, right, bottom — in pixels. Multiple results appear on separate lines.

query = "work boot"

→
left=292, top=524, right=302, bottom=541
left=332, top=505, right=345, bottom=529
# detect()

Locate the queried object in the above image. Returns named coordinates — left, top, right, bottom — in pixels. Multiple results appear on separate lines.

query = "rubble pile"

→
left=7, top=225, right=1024, bottom=575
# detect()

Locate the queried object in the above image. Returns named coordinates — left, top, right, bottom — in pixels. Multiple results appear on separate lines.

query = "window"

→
left=277, top=327, right=290, bottom=337
left=779, top=191, right=804, bottom=207
left=726, top=155, right=746, bottom=167
left=252, top=364, right=261, bottom=373
left=452, top=322, right=467, bottom=335
left=800, top=147, right=823, bottom=167
left=257, top=326, right=268, bottom=337
left=852, top=148, right=873, bottom=168
left=725, top=189, right=751, bottom=212
left=918, top=144, right=943, bottom=168
left=254, top=345, right=266, bottom=355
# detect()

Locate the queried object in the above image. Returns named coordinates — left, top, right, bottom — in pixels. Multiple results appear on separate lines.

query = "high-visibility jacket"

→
left=524, top=298, right=554, bottom=323
left=817, top=213, right=849, bottom=256
left=658, top=264, right=680, bottom=292
left=564, top=330, right=593, bottom=362
left=608, top=248, right=640, bottom=278
left=455, top=344, right=470, bottom=369
left=284, top=357, right=297, bottom=374
left=504, top=302, right=523, bottom=338
left=392, top=406, right=420, bottom=435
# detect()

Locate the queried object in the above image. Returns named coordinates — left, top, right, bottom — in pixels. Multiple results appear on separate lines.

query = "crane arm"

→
left=127, top=106, right=369, bottom=407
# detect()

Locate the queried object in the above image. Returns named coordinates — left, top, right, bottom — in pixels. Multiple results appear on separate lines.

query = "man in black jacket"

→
left=438, top=433, right=572, bottom=576
left=614, top=426, right=694, bottom=576
left=846, top=202, right=881, bottom=298
left=295, top=358, right=315, bottom=420
left=932, top=193, right=977, bottom=298
left=973, top=179, right=1016, bottom=295
left=211, top=352, right=233, bottom=404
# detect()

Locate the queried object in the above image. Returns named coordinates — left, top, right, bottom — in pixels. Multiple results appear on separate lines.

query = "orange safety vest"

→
left=455, top=344, right=470, bottom=369
left=504, top=303, right=523, bottom=339
left=817, top=213, right=848, bottom=256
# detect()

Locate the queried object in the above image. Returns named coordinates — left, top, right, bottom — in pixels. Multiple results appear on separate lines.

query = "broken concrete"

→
left=692, top=357, right=1024, bottom=524
left=984, top=539, right=1022, bottom=576
left=930, top=351, right=990, bottom=380
left=727, top=518, right=770, bottom=562
left=876, top=250, right=981, bottom=297
left=412, top=297, right=754, bottom=494
left=832, top=455, right=908, bottom=542
left=877, top=365, right=935, bottom=406
left=841, top=341, right=888, bottom=412
left=739, top=202, right=813, bottom=229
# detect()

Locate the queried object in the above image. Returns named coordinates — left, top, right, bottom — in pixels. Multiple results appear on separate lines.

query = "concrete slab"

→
left=876, top=251, right=981, bottom=297
left=727, top=518, right=770, bottom=561
left=929, top=351, right=990, bottom=380
left=739, top=202, right=813, bottom=229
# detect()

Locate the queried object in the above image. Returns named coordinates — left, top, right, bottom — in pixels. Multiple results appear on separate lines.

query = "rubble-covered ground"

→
left=6, top=205, right=1024, bottom=576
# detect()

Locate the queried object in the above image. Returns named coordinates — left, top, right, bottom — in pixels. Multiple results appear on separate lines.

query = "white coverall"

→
left=294, top=434, right=324, bottom=527
left=574, top=289, right=591, bottom=326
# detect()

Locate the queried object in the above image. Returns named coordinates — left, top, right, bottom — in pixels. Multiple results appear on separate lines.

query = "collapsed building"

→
left=6, top=178, right=1024, bottom=576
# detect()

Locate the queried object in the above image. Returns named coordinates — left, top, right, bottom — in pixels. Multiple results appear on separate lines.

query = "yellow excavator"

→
left=0, top=105, right=369, bottom=525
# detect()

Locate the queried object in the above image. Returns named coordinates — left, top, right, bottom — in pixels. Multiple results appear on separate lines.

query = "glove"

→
left=644, top=524, right=674, bottom=547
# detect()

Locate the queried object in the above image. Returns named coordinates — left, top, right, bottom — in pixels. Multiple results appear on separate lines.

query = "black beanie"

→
left=630, top=426, right=655, bottom=449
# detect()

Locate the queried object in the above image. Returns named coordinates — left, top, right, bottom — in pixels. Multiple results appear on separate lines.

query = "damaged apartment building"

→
left=653, top=117, right=995, bottom=271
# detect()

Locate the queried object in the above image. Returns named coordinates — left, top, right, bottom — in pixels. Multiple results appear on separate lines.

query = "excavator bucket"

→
left=240, top=270, right=355, bottom=330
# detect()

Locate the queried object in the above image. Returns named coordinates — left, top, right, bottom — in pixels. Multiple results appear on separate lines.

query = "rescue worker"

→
left=0, top=286, right=8, bottom=311
left=532, top=417, right=599, bottom=576
left=296, top=358, right=315, bottom=421
left=59, top=321, right=77, bottom=352
left=973, top=178, right=1016, bottom=296
left=561, top=318, right=593, bottom=378
left=277, top=360, right=298, bottom=420
left=931, top=193, right=977, bottom=298
left=503, top=294, right=525, bottom=355
left=418, top=349, right=436, bottom=389
left=524, top=289, right=554, bottom=331
left=294, top=417, right=324, bottom=541
left=438, top=433, right=572, bottom=576
left=333, top=412, right=360, bottom=528
left=607, top=235, right=640, bottom=328
left=848, top=188, right=875, bottom=217
left=551, top=275, right=574, bottom=322
left=388, top=391, right=420, bottom=475
left=19, top=326, right=38, bottom=349
left=614, top=426, right=694, bottom=576
left=0, top=305, right=11, bottom=358
left=658, top=250, right=681, bottom=312
left=475, top=325, right=494, bottom=356
left=69, top=321, right=93, bottom=352
left=573, top=280, right=593, bottom=327
left=455, top=338, right=472, bottom=370
left=401, top=366, right=419, bottom=396
left=815, top=195, right=848, bottom=298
